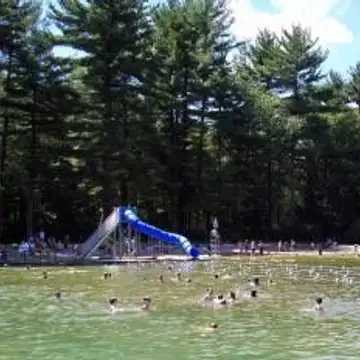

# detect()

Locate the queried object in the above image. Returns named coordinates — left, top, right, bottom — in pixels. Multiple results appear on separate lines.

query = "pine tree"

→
left=0, top=0, right=42, bottom=240
left=279, top=25, right=328, bottom=115
left=49, top=0, right=153, bottom=214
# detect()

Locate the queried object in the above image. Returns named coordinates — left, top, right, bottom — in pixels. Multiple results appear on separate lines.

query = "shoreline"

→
left=1, top=249, right=359, bottom=267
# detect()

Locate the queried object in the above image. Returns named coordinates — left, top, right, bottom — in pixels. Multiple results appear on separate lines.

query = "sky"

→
left=52, top=0, right=360, bottom=75
left=229, top=0, right=360, bottom=74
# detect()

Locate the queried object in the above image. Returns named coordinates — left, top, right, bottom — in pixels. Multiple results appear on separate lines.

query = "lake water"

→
left=1, top=259, right=360, bottom=360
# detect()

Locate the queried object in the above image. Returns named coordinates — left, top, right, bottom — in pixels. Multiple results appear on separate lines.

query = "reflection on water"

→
left=1, top=261, right=360, bottom=360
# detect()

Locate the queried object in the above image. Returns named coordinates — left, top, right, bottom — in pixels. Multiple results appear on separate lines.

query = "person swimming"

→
left=250, top=290, right=257, bottom=298
left=202, top=288, right=214, bottom=302
left=195, top=322, right=219, bottom=334
left=109, top=298, right=118, bottom=305
left=43, top=271, right=48, bottom=279
left=227, top=291, right=237, bottom=305
left=55, top=291, right=62, bottom=299
left=140, top=298, right=152, bottom=311
left=214, top=294, right=227, bottom=308
left=314, top=297, right=324, bottom=311
left=249, top=277, right=260, bottom=287
left=109, top=297, right=118, bottom=312
left=200, top=288, right=214, bottom=308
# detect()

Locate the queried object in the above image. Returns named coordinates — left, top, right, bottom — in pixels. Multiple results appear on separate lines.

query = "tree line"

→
left=1, top=0, right=360, bottom=244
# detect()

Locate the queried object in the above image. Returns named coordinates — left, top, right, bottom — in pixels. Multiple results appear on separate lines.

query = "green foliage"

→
left=1, top=0, right=360, bottom=243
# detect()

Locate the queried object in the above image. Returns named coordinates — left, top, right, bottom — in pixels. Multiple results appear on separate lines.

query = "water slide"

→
left=79, top=207, right=200, bottom=259
left=120, top=207, right=200, bottom=259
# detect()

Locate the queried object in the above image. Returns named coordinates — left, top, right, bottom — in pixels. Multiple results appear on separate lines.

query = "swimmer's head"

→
left=176, top=272, right=181, bottom=280
left=250, top=290, right=257, bottom=298
left=229, top=291, right=236, bottom=300
left=43, top=271, right=48, bottom=279
left=209, top=323, right=218, bottom=329
left=217, top=294, right=224, bottom=300
left=159, top=274, right=164, bottom=283
left=206, top=288, right=213, bottom=295
left=55, top=291, right=61, bottom=299
left=253, top=277, right=260, bottom=286
left=315, top=297, right=322, bottom=305
left=214, top=274, right=219, bottom=279
left=109, top=297, right=118, bottom=305
left=141, top=297, right=152, bottom=310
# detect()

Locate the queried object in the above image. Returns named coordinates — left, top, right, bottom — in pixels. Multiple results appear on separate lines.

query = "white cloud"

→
left=230, top=0, right=354, bottom=45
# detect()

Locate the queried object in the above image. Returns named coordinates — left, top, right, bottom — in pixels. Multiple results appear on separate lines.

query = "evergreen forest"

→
left=2, top=0, right=360, bottom=244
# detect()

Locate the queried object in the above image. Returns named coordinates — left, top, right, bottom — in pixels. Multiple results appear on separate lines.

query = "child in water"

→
left=109, top=297, right=152, bottom=312
left=194, top=322, right=219, bottom=334
left=314, top=297, right=324, bottom=312
left=213, top=294, right=227, bottom=308
left=203, top=288, right=214, bottom=301
left=249, top=278, right=260, bottom=287
left=109, top=297, right=118, bottom=312
left=227, top=291, right=237, bottom=306
left=140, top=298, right=152, bottom=311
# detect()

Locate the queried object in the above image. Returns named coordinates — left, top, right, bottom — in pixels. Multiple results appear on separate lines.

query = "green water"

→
left=1, top=260, right=360, bottom=360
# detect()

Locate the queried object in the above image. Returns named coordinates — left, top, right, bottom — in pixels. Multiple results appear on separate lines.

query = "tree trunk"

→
left=25, top=88, right=39, bottom=239
left=0, top=50, right=14, bottom=241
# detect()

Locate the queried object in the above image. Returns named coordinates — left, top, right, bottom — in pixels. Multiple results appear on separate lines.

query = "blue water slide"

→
left=120, top=207, right=200, bottom=259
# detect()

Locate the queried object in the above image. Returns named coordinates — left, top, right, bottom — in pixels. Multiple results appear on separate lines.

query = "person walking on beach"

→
left=259, top=240, right=264, bottom=255
left=250, top=239, right=256, bottom=255
left=290, top=238, right=296, bottom=252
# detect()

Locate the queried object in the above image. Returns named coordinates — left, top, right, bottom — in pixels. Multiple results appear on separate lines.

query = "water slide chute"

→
left=120, top=207, right=200, bottom=259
